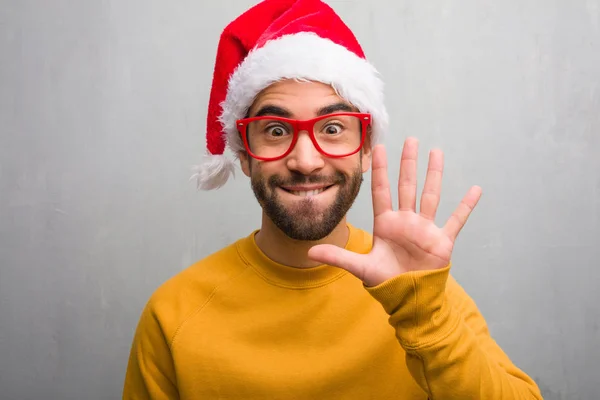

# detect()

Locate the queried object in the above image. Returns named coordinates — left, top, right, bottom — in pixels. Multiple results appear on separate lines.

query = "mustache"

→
left=268, top=171, right=346, bottom=188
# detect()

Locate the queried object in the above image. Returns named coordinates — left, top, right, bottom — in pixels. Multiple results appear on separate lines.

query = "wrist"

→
left=365, top=264, right=457, bottom=347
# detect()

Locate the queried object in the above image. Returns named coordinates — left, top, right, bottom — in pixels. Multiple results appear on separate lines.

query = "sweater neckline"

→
left=237, top=223, right=370, bottom=289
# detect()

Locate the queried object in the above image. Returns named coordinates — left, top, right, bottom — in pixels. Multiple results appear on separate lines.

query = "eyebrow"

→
left=253, top=105, right=292, bottom=118
left=251, top=102, right=357, bottom=119
left=316, top=102, right=357, bottom=116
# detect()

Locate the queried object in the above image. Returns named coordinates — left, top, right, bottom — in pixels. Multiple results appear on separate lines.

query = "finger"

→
left=308, top=244, right=369, bottom=281
left=420, top=149, right=444, bottom=220
left=371, top=145, right=393, bottom=217
left=398, top=137, right=418, bottom=212
left=443, top=185, right=482, bottom=241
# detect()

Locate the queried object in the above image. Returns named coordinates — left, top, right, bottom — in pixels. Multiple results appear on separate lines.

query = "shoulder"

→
left=139, top=235, right=252, bottom=344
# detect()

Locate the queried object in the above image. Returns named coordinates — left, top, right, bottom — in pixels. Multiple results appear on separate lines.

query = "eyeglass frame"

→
left=235, top=112, right=372, bottom=161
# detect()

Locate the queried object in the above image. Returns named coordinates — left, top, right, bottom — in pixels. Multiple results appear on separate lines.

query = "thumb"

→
left=308, top=244, right=368, bottom=281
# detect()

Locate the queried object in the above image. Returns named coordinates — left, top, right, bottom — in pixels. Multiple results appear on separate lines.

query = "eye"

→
left=266, top=124, right=290, bottom=137
left=324, top=123, right=343, bottom=135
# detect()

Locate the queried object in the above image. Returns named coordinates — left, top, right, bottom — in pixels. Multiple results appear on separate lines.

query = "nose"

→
left=285, top=130, right=325, bottom=175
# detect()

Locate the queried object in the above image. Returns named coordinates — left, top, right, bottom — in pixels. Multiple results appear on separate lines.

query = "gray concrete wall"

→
left=1, top=0, right=598, bottom=399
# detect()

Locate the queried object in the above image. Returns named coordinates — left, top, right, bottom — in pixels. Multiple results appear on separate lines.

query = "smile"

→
left=279, top=184, right=335, bottom=197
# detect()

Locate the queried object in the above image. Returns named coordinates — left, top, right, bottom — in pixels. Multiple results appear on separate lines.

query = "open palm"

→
left=308, top=137, right=482, bottom=287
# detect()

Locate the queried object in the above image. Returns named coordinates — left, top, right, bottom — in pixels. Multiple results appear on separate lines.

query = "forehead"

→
left=248, top=79, right=352, bottom=117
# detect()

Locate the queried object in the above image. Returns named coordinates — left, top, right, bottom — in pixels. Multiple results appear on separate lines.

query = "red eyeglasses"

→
left=236, top=112, right=371, bottom=161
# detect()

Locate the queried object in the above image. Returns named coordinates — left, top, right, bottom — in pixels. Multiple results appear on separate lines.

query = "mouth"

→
left=279, top=184, right=336, bottom=197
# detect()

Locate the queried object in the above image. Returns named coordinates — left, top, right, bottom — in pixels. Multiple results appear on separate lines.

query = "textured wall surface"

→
left=1, top=1, right=598, bottom=399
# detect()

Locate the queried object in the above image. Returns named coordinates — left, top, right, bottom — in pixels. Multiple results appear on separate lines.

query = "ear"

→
left=238, top=151, right=251, bottom=177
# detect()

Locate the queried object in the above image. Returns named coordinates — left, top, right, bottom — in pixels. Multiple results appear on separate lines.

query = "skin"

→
left=239, top=79, right=483, bottom=286
left=239, top=80, right=372, bottom=268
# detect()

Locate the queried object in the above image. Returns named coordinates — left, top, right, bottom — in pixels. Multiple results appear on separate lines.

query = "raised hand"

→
left=308, top=137, right=482, bottom=287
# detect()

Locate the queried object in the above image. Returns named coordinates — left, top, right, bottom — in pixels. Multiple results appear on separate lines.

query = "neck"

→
left=254, top=214, right=350, bottom=268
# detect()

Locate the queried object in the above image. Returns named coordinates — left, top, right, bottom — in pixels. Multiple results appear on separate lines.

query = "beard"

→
left=250, top=166, right=364, bottom=241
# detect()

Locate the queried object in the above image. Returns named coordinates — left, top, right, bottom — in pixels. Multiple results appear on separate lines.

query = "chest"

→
left=172, top=279, right=427, bottom=399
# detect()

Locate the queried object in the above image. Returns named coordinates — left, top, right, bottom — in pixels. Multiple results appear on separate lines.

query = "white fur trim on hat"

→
left=218, top=32, right=389, bottom=154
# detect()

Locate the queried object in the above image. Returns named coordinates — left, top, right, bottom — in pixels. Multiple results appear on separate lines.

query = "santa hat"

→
left=191, top=0, right=389, bottom=190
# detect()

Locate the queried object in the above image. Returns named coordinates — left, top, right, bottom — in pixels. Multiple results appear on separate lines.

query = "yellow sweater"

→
left=123, top=224, right=542, bottom=399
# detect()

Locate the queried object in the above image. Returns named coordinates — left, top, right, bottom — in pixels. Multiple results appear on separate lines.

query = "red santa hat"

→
left=191, top=0, right=389, bottom=190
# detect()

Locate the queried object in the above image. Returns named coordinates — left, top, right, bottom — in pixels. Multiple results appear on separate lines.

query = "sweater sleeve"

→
left=122, top=301, right=180, bottom=400
left=365, top=264, right=543, bottom=400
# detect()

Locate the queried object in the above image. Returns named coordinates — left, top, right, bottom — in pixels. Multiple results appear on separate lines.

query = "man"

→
left=123, top=0, right=543, bottom=398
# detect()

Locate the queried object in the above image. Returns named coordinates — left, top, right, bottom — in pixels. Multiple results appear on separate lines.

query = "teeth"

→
left=290, top=188, right=326, bottom=197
